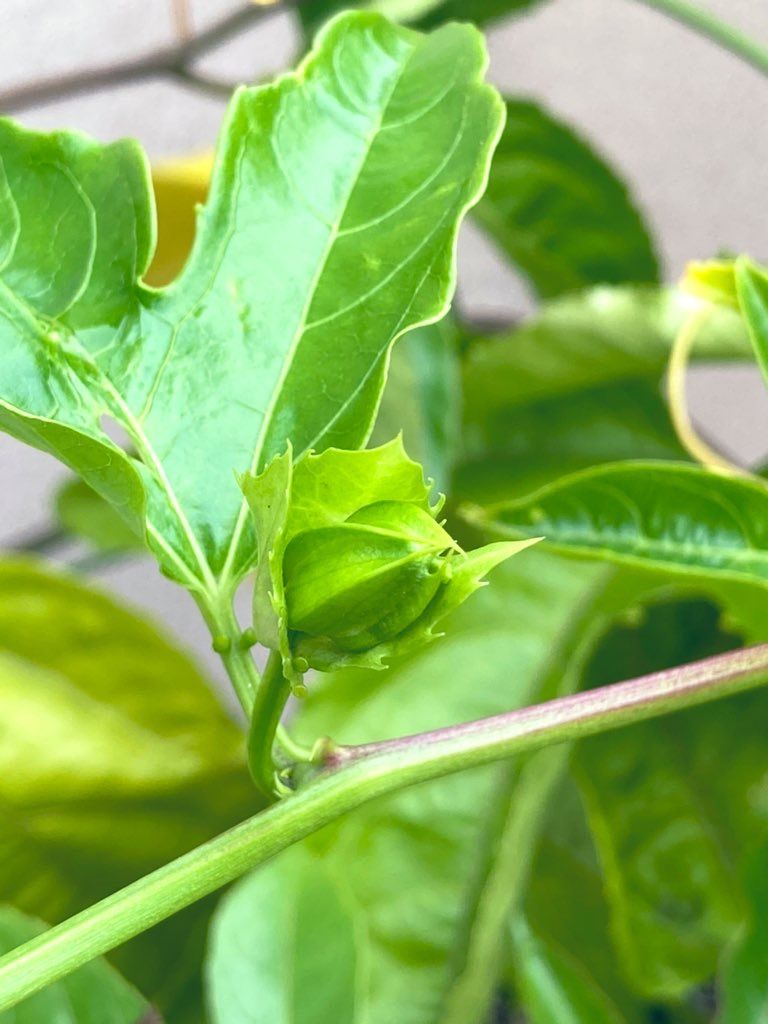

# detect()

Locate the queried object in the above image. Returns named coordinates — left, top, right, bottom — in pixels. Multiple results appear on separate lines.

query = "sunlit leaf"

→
left=0, top=12, right=502, bottom=593
left=145, top=153, right=211, bottom=288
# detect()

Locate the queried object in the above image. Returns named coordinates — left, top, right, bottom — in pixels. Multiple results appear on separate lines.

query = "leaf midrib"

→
left=218, top=32, right=425, bottom=591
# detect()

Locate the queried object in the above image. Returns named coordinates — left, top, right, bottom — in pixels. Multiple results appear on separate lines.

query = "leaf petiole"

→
left=196, top=591, right=260, bottom=715
left=247, top=651, right=295, bottom=799
left=275, top=724, right=314, bottom=765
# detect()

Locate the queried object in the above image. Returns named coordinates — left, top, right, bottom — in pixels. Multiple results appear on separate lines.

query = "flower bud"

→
left=282, top=500, right=457, bottom=653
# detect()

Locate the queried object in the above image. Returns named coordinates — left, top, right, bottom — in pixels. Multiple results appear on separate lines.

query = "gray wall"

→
left=0, top=0, right=766, bottom=681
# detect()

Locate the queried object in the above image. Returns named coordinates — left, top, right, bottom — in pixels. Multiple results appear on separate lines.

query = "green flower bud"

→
left=283, top=500, right=458, bottom=653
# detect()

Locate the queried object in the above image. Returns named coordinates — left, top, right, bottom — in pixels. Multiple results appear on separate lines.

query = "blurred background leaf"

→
left=0, top=904, right=149, bottom=1023
left=0, top=559, right=255, bottom=1021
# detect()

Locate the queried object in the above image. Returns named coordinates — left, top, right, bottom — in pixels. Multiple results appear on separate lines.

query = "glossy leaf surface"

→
left=0, top=12, right=502, bottom=592
left=475, top=100, right=658, bottom=298
left=478, top=461, right=768, bottom=589
left=0, top=905, right=148, bottom=1023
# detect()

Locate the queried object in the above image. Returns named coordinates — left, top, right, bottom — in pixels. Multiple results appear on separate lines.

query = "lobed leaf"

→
left=0, top=12, right=503, bottom=592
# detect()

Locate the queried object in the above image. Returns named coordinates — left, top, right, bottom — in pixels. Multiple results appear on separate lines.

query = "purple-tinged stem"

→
left=325, top=642, right=768, bottom=769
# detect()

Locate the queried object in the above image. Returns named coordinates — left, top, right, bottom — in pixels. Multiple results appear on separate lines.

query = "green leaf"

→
left=0, top=559, right=254, bottom=1018
left=298, top=0, right=546, bottom=38
left=475, top=461, right=768, bottom=589
left=457, top=377, right=688, bottom=505
left=207, top=845, right=358, bottom=1024
left=455, top=286, right=747, bottom=503
left=371, top=317, right=462, bottom=494
left=572, top=593, right=768, bottom=1001
left=474, top=100, right=659, bottom=298
left=509, top=916, right=627, bottom=1024
left=522, top=789, right=646, bottom=1023
left=205, top=550, right=613, bottom=1024
left=736, top=257, right=768, bottom=385
left=0, top=12, right=502, bottom=592
left=0, top=904, right=148, bottom=1023
left=719, top=843, right=768, bottom=1024
left=56, top=478, right=144, bottom=553
left=462, top=286, right=746, bottom=419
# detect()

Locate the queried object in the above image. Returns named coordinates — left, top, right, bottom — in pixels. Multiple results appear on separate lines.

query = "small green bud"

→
left=283, top=500, right=457, bottom=653
left=239, top=627, right=258, bottom=650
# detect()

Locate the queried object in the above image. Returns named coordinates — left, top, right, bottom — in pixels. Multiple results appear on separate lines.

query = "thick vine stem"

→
left=631, top=0, right=768, bottom=79
left=1, top=642, right=768, bottom=1011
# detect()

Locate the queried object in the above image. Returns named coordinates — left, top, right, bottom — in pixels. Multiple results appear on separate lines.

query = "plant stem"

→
left=328, top=642, right=768, bottom=767
left=275, top=723, right=313, bottom=764
left=247, top=650, right=293, bottom=798
left=196, top=593, right=260, bottom=716
left=631, top=0, right=768, bottom=79
left=1, top=642, right=768, bottom=1010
